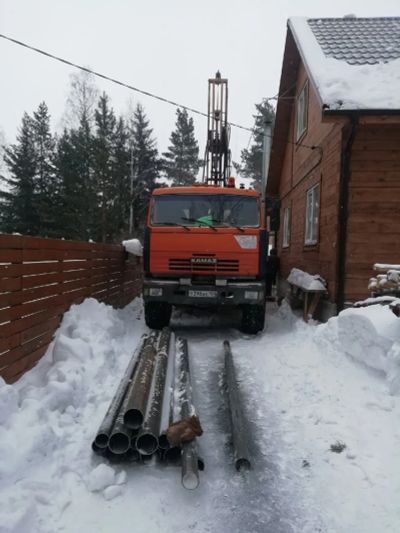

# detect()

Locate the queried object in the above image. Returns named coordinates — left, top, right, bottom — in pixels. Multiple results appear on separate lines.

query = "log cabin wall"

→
left=0, top=234, right=142, bottom=383
left=277, top=60, right=344, bottom=303
left=345, top=122, right=400, bottom=302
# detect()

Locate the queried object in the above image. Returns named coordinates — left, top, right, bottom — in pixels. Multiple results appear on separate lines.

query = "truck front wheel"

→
left=144, top=301, right=172, bottom=330
left=241, top=304, right=265, bottom=334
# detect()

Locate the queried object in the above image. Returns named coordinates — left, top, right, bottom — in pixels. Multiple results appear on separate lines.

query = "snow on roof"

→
left=289, top=17, right=400, bottom=111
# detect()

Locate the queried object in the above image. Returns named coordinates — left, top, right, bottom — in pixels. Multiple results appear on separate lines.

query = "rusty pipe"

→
left=123, top=331, right=159, bottom=429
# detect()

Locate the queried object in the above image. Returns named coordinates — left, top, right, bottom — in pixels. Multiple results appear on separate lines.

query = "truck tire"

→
left=144, top=301, right=172, bottom=330
left=241, top=304, right=265, bottom=334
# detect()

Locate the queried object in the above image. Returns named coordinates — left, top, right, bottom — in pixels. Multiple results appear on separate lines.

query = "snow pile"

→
left=289, top=17, right=400, bottom=110
left=0, top=297, right=145, bottom=533
left=122, top=238, right=143, bottom=256
left=287, top=267, right=326, bottom=291
left=316, top=304, right=400, bottom=393
left=234, top=301, right=400, bottom=533
left=1, top=297, right=400, bottom=532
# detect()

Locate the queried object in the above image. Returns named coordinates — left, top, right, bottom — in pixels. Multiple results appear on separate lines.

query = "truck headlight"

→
left=244, top=290, right=258, bottom=300
left=149, top=288, right=163, bottom=296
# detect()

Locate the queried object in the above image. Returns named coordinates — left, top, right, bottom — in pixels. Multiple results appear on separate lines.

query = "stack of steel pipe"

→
left=92, top=331, right=159, bottom=460
left=223, top=340, right=251, bottom=471
left=92, top=328, right=176, bottom=462
left=92, top=329, right=203, bottom=488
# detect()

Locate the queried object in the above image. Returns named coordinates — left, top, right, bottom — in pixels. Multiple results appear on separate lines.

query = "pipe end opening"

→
left=136, top=434, right=158, bottom=456
left=182, top=472, right=199, bottom=490
left=235, top=458, right=251, bottom=471
left=124, top=409, right=144, bottom=430
left=109, top=433, right=130, bottom=455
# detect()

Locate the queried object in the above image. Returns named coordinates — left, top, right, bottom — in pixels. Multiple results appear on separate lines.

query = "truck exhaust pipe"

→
left=223, top=340, right=251, bottom=471
left=93, top=335, right=148, bottom=449
left=136, top=328, right=171, bottom=455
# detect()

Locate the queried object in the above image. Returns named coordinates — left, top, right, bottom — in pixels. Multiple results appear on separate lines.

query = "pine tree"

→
left=1, top=113, right=39, bottom=234
left=236, top=99, right=275, bottom=190
left=32, top=102, right=59, bottom=236
left=93, top=93, right=117, bottom=242
left=162, top=108, right=201, bottom=186
left=111, top=117, right=130, bottom=239
left=128, top=103, right=160, bottom=231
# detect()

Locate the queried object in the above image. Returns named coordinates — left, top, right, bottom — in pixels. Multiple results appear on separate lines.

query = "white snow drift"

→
left=0, top=297, right=399, bottom=533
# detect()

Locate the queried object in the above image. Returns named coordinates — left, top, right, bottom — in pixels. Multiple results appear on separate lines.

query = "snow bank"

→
left=0, top=297, right=145, bottom=533
left=289, top=18, right=400, bottom=110
left=287, top=267, right=326, bottom=291
left=235, top=302, right=400, bottom=533
left=122, top=238, right=143, bottom=256
left=316, top=304, right=400, bottom=393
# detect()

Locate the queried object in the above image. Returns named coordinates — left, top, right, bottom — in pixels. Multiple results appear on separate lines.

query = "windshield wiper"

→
left=207, top=218, right=245, bottom=233
left=155, top=221, right=190, bottom=231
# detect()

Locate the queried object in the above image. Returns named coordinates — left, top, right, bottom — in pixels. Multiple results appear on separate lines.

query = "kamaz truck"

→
left=143, top=73, right=267, bottom=333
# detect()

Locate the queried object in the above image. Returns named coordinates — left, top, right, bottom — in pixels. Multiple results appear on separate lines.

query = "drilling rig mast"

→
left=203, top=71, right=231, bottom=186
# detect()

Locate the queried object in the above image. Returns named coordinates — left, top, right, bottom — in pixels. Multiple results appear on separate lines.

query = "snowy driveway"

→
left=1, top=299, right=399, bottom=533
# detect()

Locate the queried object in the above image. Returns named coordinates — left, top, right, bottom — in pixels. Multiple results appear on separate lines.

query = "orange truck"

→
left=142, top=73, right=267, bottom=333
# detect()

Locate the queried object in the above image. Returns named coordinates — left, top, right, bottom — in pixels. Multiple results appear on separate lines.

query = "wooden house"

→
left=267, top=16, right=400, bottom=316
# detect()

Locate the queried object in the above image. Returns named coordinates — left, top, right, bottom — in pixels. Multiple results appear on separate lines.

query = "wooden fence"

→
left=0, top=234, right=142, bottom=383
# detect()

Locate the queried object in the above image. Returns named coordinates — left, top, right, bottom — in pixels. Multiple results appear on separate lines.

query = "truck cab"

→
left=143, top=183, right=266, bottom=333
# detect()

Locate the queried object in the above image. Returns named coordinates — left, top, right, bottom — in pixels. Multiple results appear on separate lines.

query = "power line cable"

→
left=0, top=32, right=319, bottom=151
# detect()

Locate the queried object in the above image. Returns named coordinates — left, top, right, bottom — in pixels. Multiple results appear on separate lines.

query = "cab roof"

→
left=152, top=185, right=260, bottom=197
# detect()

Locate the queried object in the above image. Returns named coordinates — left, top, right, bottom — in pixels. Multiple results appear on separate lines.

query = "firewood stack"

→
left=369, top=263, right=400, bottom=295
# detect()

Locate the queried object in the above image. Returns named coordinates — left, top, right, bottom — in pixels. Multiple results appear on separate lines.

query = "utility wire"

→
left=0, top=32, right=319, bottom=152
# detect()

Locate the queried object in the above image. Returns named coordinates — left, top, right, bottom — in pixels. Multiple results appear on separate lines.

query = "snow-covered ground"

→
left=1, top=298, right=400, bottom=533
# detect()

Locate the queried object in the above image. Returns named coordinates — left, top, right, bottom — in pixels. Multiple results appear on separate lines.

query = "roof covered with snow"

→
left=289, top=16, right=400, bottom=111
left=308, top=17, right=400, bottom=66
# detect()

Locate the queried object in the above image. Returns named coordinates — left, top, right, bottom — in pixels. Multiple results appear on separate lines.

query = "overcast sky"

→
left=1, top=0, right=399, bottom=165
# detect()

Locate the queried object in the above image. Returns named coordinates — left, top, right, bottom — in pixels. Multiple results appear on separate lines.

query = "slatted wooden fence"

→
left=0, top=234, right=142, bottom=383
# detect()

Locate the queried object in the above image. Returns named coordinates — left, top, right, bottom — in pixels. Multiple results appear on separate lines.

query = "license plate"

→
left=188, top=290, right=217, bottom=298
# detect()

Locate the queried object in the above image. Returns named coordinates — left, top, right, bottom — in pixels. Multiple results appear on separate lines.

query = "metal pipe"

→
left=91, top=441, right=106, bottom=455
left=109, top=334, right=157, bottom=454
left=223, top=340, right=251, bottom=471
left=158, top=331, right=176, bottom=449
left=123, top=331, right=159, bottom=429
left=108, top=427, right=132, bottom=455
left=136, top=328, right=171, bottom=455
left=182, top=442, right=199, bottom=490
left=164, top=446, right=182, bottom=464
left=94, top=334, right=148, bottom=449
left=176, top=337, right=201, bottom=489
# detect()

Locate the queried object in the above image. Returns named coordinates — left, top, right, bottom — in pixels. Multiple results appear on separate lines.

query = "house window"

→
left=282, top=207, right=291, bottom=248
left=296, top=81, right=309, bottom=141
left=305, top=184, right=319, bottom=245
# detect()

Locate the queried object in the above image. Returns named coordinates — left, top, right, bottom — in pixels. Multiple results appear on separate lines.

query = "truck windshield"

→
left=151, top=194, right=259, bottom=227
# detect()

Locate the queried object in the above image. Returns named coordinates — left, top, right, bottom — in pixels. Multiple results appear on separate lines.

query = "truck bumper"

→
left=143, top=278, right=265, bottom=306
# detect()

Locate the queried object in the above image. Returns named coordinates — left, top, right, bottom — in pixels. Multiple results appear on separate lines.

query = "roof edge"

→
left=323, top=108, right=400, bottom=116
left=287, top=18, right=324, bottom=110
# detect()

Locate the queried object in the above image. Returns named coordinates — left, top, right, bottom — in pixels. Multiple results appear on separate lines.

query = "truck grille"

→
left=169, top=257, right=239, bottom=273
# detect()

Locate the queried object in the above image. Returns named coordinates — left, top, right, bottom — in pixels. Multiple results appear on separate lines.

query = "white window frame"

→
left=296, top=80, right=309, bottom=141
left=304, top=184, right=319, bottom=245
left=282, top=206, right=291, bottom=248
